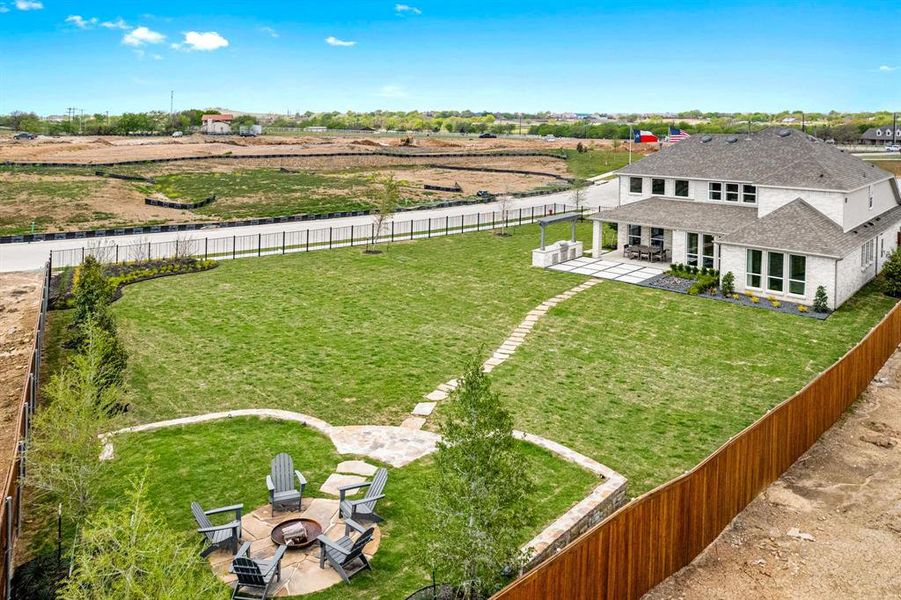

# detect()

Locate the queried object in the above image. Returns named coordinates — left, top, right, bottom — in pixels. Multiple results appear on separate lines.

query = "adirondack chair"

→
left=266, top=453, right=307, bottom=513
left=338, top=467, right=388, bottom=523
left=191, top=501, right=243, bottom=557
left=230, top=542, right=287, bottom=600
left=316, top=518, right=374, bottom=583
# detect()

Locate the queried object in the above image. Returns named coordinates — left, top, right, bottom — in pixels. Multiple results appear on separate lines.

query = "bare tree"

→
left=366, top=175, right=400, bottom=254
left=494, top=189, right=513, bottom=237
left=570, top=179, right=589, bottom=218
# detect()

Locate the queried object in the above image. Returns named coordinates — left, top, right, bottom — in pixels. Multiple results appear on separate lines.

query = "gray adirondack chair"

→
left=316, top=518, right=374, bottom=583
left=191, top=501, right=243, bottom=557
left=230, top=542, right=287, bottom=600
left=339, top=467, right=388, bottom=523
left=266, top=453, right=307, bottom=513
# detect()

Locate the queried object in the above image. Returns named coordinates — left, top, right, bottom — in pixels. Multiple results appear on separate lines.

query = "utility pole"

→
left=894, top=112, right=897, bottom=145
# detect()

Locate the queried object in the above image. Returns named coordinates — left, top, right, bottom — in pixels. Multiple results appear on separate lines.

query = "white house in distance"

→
left=201, top=114, right=234, bottom=134
left=589, top=127, right=901, bottom=309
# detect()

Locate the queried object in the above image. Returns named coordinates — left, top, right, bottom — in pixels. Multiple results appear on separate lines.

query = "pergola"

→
left=536, top=212, right=580, bottom=250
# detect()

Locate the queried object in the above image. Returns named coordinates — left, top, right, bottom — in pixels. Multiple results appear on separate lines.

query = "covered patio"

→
left=546, top=255, right=665, bottom=284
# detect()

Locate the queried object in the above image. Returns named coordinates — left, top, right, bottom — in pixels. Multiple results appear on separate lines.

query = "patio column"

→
left=540, top=223, right=546, bottom=250
left=592, top=220, right=602, bottom=257
left=571, top=219, right=576, bottom=243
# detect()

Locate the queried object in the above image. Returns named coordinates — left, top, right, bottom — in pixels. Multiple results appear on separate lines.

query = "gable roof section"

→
left=719, top=199, right=901, bottom=258
left=588, top=197, right=759, bottom=235
left=619, top=127, right=892, bottom=191
left=861, top=126, right=901, bottom=141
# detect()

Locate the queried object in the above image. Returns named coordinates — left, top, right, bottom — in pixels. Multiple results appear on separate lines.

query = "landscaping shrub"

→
left=688, top=273, right=718, bottom=295
left=813, top=286, right=829, bottom=312
left=71, top=256, right=114, bottom=333
left=721, top=271, right=735, bottom=296
left=880, top=247, right=901, bottom=297
left=798, top=305, right=809, bottom=313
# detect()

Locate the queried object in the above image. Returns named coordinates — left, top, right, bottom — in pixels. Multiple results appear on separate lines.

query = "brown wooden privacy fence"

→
left=0, top=263, right=50, bottom=599
left=493, top=302, right=901, bottom=600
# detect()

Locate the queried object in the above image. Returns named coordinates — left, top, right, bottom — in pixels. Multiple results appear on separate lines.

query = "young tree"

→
left=27, top=325, right=121, bottom=527
left=881, top=248, right=901, bottom=297
left=813, top=285, right=829, bottom=312
left=570, top=179, right=590, bottom=218
left=59, top=479, right=221, bottom=600
left=366, top=175, right=400, bottom=253
left=71, top=256, right=114, bottom=332
left=426, top=359, right=534, bottom=599
left=494, top=190, right=513, bottom=237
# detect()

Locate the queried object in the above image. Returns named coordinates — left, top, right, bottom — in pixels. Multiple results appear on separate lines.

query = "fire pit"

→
left=270, top=518, right=322, bottom=550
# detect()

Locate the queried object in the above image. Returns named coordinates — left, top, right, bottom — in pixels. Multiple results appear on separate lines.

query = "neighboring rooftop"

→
left=619, top=127, right=893, bottom=191
left=588, top=197, right=759, bottom=235
left=861, top=126, right=901, bottom=141
left=719, top=199, right=901, bottom=258
left=201, top=114, right=234, bottom=122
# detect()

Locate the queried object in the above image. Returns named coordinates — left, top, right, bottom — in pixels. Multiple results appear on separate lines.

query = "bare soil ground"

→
left=0, top=133, right=605, bottom=164
left=645, top=348, right=901, bottom=600
left=0, top=272, right=41, bottom=482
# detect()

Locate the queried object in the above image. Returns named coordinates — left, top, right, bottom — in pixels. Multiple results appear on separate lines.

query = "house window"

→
left=629, top=177, right=643, bottom=194
left=675, top=180, right=689, bottom=197
left=628, top=224, right=642, bottom=246
left=652, top=178, right=665, bottom=195
left=789, top=255, right=806, bottom=295
left=767, top=252, right=784, bottom=292
left=650, top=227, right=664, bottom=248
left=861, top=239, right=875, bottom=268
left=747, top=249, right=762, bottom=288
left=742, top=184, right=757, bottom=204
left=725, top=183, right=739, bottom=202
left=708, top=182, right=722, bottom=201
left=687, top=232, right=699, bottom=266
left=702, top=234, right=715, bottom=268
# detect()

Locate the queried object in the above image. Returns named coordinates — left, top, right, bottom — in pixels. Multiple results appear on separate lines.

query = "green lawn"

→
left=565, top=149, right=633, bottom=178
left=488, top=281, right=896, bottom=495
left=91, top=417, right=599, bottom=599
left=108, top=222, right=590, bottom=426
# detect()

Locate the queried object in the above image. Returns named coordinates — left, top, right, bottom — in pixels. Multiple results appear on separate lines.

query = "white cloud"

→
left=376, top=85, right=408, bottom=98
left=174, top=31, right=230, bottom=51
left=123, top=26, right=165, bottom=47
left=878, top=65, right=897, bottom=72
left=66, top=15, right=98, bottom=28
left=15, top=0, right=42, bottom=10
left=325, top=35, right=356, bottom=47
left=260, top=26, right=278, bottom=38
left=101, top=18, right=130, bottom=30
left=395, top=4, right=422, bottom=15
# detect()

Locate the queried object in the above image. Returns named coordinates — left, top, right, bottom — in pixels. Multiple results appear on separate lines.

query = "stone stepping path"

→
left=402, top=278, right=602, bottom=429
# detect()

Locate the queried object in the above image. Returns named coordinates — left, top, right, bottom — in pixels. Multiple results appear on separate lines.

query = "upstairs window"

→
left=652, top=178, right=665, bottom=195
left=708, top=182, right=722, bottom=201
left=742, top=184, right=757, bottom=204
left=675, top=180, right=689, bottom=197
left=725, top=183, right=739, bottom=202
left=629, top=177, right=643, bottom=194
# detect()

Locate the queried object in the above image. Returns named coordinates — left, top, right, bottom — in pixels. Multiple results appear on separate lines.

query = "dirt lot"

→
left=0, top=133, right=602, bottom=164
left=646, top=348, right=901, bottom=600
left=0, top=272, right=42, bottom=481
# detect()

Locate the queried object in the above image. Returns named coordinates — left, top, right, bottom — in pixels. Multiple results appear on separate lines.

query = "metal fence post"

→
left=81, top=247, right=85, bottom=263
left=532, top=206, right=535, bottom=221
left=148, top=241, right=151, bottom=261
left=258, top=233, right=262, bottom=257
left=391, top=221, right=395, bottom=242
left=428, top=219, right=431, bottom=238
left=282, top=231, right=286, bottom=254
left=476, top=212, right=480, bottom=231
left=446, top=215, right=449, bottom=235
left=115, top=244, right=119, bottom=264
left=350, top=226, right=354, bottom=247
left=305, top=229, right=310, bottom=252
left=410, top=220, right=414, bottom=240
left=204, top=237, right=208, bottom=260
left=329, top=227, right=333, bottom=249
left=232, top=236, right=236, bottom=260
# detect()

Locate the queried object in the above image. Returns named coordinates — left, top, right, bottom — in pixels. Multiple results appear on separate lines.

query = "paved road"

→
left=0, top=182, right=620, bottom=272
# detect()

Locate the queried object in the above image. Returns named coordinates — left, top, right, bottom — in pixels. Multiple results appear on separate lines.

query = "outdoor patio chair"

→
left=191, top=501, right=243, bottom=557
left=230, top=542, right=287, bottom=600
left=316, top=518, right=374, bottom=583
left=338, top=467, right=388, bottom=523
left=266, top=453, right=307, bottom=513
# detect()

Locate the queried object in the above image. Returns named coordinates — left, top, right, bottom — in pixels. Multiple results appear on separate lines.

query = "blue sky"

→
left=0, top=0, right=899, bottom=115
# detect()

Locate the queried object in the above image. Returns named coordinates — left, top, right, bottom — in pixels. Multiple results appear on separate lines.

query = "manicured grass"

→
left=93, top=417, right=599, bottom=599
left=565, top=149, right=633, bottom=178
left=110, top=222, right=591, bottom=426
left=488, top=281, right=897, bottom=495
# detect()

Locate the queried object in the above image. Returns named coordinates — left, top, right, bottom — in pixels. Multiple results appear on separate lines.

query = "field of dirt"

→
left=645, top=348, right=901, bottom=600
left=0, top=272, right=41, bottom=483
left=0, top=133, right=604, bottom=164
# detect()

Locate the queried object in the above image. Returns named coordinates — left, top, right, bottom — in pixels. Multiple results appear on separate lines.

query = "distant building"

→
left=304, top=126, right=328, bottom=133
left=201, top=114, right=234, bottom=135
left=860, top=125, right=901, bottom=146
left=781, top=117, right=799, bottom=124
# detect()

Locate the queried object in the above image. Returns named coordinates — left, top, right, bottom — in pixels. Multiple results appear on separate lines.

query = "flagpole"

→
left=628, top=125, right=633, bottom=165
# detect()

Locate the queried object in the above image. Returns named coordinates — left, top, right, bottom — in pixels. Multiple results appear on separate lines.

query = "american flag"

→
left=668, top=127, right=690, bottom=142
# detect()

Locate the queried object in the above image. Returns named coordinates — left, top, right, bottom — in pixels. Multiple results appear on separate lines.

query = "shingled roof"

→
left=719, top=199, right=901, bottom=258
left=619, top=127, right=893, bottom=191
left=588, top=197, right=759, bottom=235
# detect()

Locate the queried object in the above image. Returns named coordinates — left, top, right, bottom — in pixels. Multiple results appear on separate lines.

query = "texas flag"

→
left=633, top=129, right=659, bottom=143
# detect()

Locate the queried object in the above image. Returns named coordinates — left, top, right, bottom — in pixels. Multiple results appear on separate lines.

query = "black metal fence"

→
left=50, top=203, right=571, bottom=270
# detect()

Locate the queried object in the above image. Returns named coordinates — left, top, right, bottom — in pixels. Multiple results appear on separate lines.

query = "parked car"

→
left=171, top=131, right=184, bottom=137
left=13, top=132, right=37, bottom=140
left=479, top=132, right=497, bottom=139
left=885, top=144, right=900, bottom=153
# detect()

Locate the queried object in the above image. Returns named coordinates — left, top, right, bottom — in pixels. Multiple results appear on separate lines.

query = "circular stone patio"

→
left=207, top=497, right=381, bottom=597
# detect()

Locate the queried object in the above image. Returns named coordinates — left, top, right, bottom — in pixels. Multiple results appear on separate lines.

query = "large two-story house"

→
left=589, top=128, right=901, bottom=309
